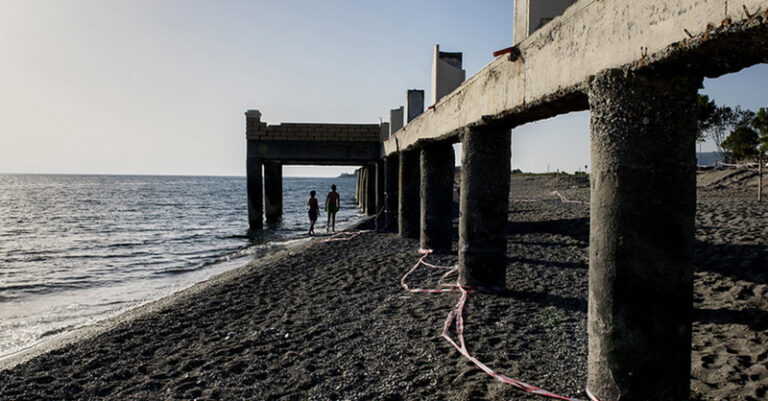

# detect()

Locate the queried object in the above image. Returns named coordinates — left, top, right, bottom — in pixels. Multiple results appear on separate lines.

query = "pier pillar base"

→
left=587, top=69, right=699, bottom=401
left=264, top=161, right=282, bottom=224
left=246, top=157, right=263, bottom=230
left=458, top=125, right=510, bottom=288
left=420, top=142, right=455, bottom=251
left=398, top=150, right=420, bottom=239
left=384, top=155, right=399, bottom=231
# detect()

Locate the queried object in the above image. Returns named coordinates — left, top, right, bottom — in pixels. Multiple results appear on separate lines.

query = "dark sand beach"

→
left=1, top=171, right=766, bottom=400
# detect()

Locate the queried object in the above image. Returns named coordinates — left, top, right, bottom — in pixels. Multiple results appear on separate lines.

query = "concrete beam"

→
left=383, top=0, right=768, bottom=156
left=587, top=69, right=699, bottom=401
left=248, top=140, right=380, bottom=165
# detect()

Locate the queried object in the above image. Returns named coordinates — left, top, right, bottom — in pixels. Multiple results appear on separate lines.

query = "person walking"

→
left=325, top=184, right=340, bottom=232
left=307, top=190, right=320, bottom=235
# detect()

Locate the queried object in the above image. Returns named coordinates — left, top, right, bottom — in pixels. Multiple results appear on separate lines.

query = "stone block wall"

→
left=247, top=121, right=380, bottom=142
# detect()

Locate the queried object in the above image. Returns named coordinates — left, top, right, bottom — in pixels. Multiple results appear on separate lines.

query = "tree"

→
left=753, top=107, right=768, bottom=154
left=708, top=105, right=754, bottom=161
left=722, top=125, right=759, bottom=162
left=753, top=107, right=768, bottom=201
left=696, top=94, right=717, bottom=143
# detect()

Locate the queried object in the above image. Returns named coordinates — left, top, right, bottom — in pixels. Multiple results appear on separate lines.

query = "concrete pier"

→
left=398, top=150, right=420, bottom=239
left=458, top=126, right=510, bottom=288
left=587, top=69, right=699, bottom=401
left=365, top=163, right=376, bottom=215
left=246, top=2, right=768, bottom=395
left=263, top=161, right=282, bottom=224
left=419, top=142, right=455, bottom=251
left=246, top=158, right=263, bottom=230
left=384, top=155, right=399, bottom=231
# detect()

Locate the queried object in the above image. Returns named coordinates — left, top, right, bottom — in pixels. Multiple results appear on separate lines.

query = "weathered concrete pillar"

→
left=246, top=157, right=263, bottom=230
left=420, top=142, right=455, bottom=251
left=390, top=107, right=404, bottom=134
left=458, top=125, right=510, bottom=288
left=263, top=161, right=282, bottom=224
left=356, top=168, right=364, bottom=209
left=406, top=90, right=424, bottom=123
left=587, top=69, right=700, bottom=401
left=431, top=45, right=465, bottom=105
left=398, top=150, right=420, bottom=239
left=384, top=155, right=399, bottom=231
left=365, top=163, right=376, bottom=216
left=375, top=159, right=386, bottom=227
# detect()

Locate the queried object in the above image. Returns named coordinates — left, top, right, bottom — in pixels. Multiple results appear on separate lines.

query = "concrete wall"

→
left=430, top=45, right=466, bottom=105
left=390, top=107, right=404, bottom=135
left=384, top=0, right=768, bottom=156
left=514, top=0, right=578, bottom=44
left=245, top=111, right=381, bottom=165
left=406, top=90, right=425, bottom=123
left=379, top=122, right=390, bottom=142
left=247, top=121, right=380, bottom=142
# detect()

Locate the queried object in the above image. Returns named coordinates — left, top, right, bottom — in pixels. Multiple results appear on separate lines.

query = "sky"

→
left=1, top=1, right=766, bottom=177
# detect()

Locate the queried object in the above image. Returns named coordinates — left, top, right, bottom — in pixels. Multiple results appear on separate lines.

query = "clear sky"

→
left=1, top=1, right=766, bottom=177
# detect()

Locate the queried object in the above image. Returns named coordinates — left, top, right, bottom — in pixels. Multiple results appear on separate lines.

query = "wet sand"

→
left=1, top=171, right=766, bottom=400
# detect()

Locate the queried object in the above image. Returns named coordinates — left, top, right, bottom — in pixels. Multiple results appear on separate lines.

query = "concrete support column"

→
left=375, top=159, right=386, bottom=228
left=420, top=142, right=455, bottom=251
left=384, top=155, right=399, bottom=231
left=246, top=157, right=263, bottom=230
left=587, top=69, right=700, bottom=401
left=406, top=90, right=425, bottom=123
left=398, top=150, right=420, bottom=239
left=458, top=125, right=510, bottom=288
left=263, top=161, right=282, bottom=224
left=361, top=167, right=368, bottom=212
left=356, top=168, right=363, bottom=209
left=365, top=163, right=376, bottom=216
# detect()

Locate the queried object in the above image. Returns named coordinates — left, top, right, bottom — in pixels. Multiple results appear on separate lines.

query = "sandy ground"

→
left=0, top=170, right=766, bottom=400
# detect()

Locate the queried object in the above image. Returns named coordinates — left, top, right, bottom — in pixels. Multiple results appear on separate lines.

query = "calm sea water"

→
left=0, top=174, right=361, bottom=359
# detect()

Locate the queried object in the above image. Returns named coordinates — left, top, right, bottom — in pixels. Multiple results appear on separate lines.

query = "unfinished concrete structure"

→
left=248, top=0, right=768, bottom=399
left=245, top=110, right=380, bottom=229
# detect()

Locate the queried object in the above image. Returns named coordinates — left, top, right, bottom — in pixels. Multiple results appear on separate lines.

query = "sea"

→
left=0, top=174, right=361, bottom=361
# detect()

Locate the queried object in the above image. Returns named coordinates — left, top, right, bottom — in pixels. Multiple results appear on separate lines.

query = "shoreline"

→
left=0, top=217, right=370, bottom=372
left=1, top=173, right=766, bottom=400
